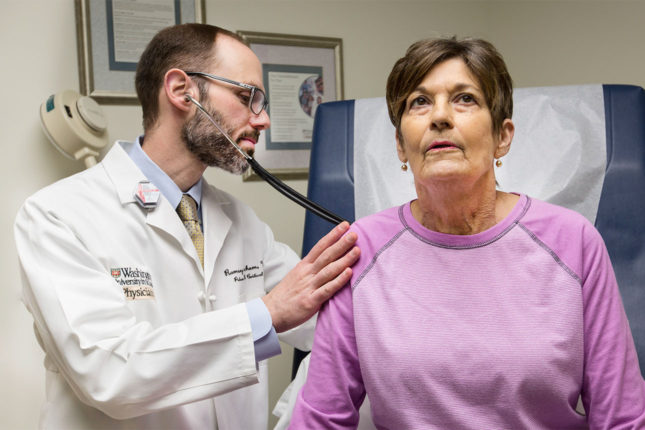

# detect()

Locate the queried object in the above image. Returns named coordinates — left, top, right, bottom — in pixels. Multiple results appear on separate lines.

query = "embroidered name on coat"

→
left=111, top=267, right=155, bottom=300
left=223, top=261, right=264, bottom=283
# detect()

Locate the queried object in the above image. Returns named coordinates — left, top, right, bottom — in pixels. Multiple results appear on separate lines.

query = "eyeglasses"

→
left=185, top=71, right=269, bottom=115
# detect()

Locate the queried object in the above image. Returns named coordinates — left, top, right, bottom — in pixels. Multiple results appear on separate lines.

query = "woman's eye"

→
left=409, top=96, right=428, bottom=108
left=457, top=94, right=475, bottom=104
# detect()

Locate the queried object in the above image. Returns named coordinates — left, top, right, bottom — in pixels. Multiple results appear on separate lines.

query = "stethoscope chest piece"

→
left=134, top=180, right=160, bottom=209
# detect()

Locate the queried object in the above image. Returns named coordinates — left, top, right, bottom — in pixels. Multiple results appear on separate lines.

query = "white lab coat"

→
left=15, top=142, right=315, bottom=430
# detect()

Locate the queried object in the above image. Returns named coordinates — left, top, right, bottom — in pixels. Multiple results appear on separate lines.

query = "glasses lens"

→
left=251, top=89, right=267, bottom=114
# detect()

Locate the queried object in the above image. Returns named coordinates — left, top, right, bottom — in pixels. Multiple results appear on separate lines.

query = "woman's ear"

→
left=164, top=68, right=195, bottom=112
left=395, top=130, right=407, bottom=163
left=494, top=118, right=514, bottom=159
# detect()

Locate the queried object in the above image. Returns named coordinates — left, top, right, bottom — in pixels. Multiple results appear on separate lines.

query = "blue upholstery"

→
left=301, top=100, right=357, bottom=252
left=299, top=85, right=645, bottom=376
left=596, top=85, right=645, bottom=370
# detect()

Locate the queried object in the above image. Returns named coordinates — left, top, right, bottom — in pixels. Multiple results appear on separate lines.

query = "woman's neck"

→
left=412, top=178, right=517, bottom=235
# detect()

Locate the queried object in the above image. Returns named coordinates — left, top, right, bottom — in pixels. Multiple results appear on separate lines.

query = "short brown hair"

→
left=135, top=23, right=244, bottom=131
left=386, top=37, right=513, bottom=135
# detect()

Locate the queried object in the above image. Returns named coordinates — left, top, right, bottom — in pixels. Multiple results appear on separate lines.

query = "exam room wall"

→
left=2, top=1, right=644, bottom=429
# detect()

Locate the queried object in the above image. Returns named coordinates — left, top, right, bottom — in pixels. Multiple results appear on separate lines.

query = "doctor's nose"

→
left=249, top=109, right=270, bottom=131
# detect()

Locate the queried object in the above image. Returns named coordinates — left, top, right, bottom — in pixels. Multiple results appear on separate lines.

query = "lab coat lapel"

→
left=146, top=199, right=204, bottom=273
left=102, top=141, right=147, bottom=205
left=102, top=141, right=204, bottom=273
left=201, top=185, right=232, bottom=287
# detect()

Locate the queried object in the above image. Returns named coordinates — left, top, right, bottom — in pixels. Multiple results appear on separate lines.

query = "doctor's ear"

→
left=164, top=69, right=195, bottom=112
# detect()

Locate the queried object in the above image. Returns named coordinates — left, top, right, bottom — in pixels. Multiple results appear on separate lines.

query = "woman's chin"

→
left=416, top=164, right=468, bottom=183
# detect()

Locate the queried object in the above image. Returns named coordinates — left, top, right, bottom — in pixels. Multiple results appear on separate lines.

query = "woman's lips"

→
left=427, top=140, right=459, bottom=151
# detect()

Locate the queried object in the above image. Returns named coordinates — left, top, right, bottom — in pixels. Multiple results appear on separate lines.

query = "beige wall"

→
left=1, top=1, right=644, bottom=428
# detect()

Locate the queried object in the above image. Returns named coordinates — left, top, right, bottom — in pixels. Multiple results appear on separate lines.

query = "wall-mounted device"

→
left=39, top=90, right=108, bottom=169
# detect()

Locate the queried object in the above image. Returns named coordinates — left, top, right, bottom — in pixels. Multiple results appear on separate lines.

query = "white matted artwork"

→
left=76, top=0, right=205, bottom=104
left=237, top=31, right=344, bottom=180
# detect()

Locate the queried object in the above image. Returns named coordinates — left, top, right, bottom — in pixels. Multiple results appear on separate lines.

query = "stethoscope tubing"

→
left=184, top=94, right=347, bottom=225
left=248, top=157, right=346, bottom=225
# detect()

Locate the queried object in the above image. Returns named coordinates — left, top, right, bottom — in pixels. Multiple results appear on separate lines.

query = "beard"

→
left=181, top=102, right=258, bottom=175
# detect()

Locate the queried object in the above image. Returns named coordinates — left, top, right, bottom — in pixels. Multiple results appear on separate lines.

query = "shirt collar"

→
left=125, top=135, right=203, bottom=210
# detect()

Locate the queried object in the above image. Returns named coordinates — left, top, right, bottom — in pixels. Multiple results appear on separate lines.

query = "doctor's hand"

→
left=263, top=221, right=359, bottom=333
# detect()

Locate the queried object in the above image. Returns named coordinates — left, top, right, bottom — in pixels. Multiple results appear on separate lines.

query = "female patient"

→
left=290, top=37, right=645, bottom=429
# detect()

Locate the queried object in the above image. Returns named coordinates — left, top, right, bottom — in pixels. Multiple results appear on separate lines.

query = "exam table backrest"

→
left=301, top=84, right=645, bottom=376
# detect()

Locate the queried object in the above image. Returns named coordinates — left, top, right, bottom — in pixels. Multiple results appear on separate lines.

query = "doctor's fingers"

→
left=305, top=235, right=359, bottom=278
left=301, top=221, right=355, bottom=265
left=310, top=244, right=360, bottom=290
left=310, top=266, right=354, bottom=304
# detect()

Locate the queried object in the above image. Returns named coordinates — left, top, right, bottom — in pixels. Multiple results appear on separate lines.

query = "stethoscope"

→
left=183, top=93, right=346, bottom=225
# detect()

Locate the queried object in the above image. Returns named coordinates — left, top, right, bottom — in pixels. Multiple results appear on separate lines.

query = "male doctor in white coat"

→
left=14, top=24, right=359, bottom=430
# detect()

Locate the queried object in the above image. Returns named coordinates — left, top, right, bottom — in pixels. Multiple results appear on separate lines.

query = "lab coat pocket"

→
left=52, top=266, right=140, bottom=357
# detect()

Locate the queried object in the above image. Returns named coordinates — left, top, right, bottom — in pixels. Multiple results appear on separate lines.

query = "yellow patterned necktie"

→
left=176, top=194, right=204, bottom=267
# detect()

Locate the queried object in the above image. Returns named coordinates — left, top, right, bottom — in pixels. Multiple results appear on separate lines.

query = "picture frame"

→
left=75, top=0, right=205, bottom=104
left=237, top=31, right=344, bottom=181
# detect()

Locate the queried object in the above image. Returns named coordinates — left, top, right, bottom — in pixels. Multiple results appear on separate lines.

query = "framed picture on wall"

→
left=75, top=0, right=205, bottom=104
left=237, top=31, right=344, bottom=181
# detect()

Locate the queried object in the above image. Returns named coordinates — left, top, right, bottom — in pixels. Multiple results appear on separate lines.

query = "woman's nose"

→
left=430, top=101, right=452, bottom=130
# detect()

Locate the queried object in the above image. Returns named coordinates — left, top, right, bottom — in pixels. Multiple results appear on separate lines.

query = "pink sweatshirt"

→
left=291, top=195, right=645, bottom=429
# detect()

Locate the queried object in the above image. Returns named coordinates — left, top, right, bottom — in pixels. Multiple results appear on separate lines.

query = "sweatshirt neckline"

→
left=400, top=193, right=530, bottom=248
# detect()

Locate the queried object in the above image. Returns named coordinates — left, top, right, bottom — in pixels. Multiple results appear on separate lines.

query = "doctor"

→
left=14, top=24, right=359, bottom=430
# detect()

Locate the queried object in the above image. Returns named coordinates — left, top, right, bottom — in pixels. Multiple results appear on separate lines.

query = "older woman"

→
left=289, top=38, right=645, bottom=429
